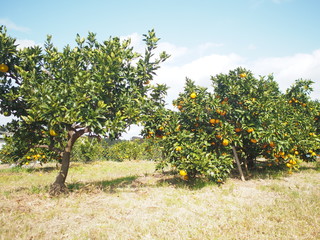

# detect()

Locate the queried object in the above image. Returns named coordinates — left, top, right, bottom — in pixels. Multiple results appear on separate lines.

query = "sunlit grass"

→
left=0, top=160, right=319, bottom=240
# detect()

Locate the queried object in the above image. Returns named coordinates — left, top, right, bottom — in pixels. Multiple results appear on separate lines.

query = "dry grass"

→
left=0, top=160, right=319, bottom=240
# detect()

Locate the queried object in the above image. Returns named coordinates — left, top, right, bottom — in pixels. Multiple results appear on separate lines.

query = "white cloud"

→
left=154, top=53, right=245, bottom=105
left=120, top=32, right=145, bottom=54
left=249, top=50, right=320, bottom=99
left=15, top=39, right=37, bottom=49
left=153, top=46, right=320, bottom=104
left=157, top=42, right=188, bottom=63
left=0, top=19, right=30, bottom=32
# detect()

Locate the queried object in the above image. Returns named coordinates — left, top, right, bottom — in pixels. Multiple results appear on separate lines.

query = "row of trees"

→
left=1, top=25, right=319, bottom=194
left=142, top=68, right=320, bottom=182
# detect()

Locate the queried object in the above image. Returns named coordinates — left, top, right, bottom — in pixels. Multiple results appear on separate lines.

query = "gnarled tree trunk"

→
left=49, top=129, right=82, bottom=196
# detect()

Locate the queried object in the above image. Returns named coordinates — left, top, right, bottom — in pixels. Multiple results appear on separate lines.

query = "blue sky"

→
left=1, top=0, right=320, bottom=138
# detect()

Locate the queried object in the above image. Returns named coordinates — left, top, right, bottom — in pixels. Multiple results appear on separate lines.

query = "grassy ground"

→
left=0, top=160, right=319, bottom=240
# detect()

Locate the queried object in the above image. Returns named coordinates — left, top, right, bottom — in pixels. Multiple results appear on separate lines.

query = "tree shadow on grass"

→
left=229, top=160, right=320, bottom=181
left=67, top=175, right=138, bottom=193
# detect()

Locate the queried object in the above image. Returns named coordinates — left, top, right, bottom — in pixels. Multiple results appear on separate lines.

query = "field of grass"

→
left=0, top=160, right=319, bottom=240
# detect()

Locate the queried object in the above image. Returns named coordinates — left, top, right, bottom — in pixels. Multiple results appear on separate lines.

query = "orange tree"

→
left=143, top=68, right=319, bottom=181
left=0, top=26, right=169, bottom=194
left=282, top=79, right=320, bottom=163
left=142, top=78, right=236, bottom=182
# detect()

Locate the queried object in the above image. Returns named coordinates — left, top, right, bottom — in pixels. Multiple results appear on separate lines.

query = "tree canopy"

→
left=0, top=26, right=169, bottom=194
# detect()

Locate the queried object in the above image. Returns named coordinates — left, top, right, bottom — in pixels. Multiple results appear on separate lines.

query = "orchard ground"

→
left=0, top=160, right=319, bottom=240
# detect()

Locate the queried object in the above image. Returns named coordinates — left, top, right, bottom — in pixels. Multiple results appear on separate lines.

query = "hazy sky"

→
left=1, top=0, right=320, bottom=138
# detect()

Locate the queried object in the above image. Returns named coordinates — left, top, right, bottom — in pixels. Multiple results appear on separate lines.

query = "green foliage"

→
left=105, top=139, right=162, bottom=162
left=71, top=137, right=106, bottom=162
left=0, top=26, right=169, bottom=185
left=143, top=67, right=320, bottom=182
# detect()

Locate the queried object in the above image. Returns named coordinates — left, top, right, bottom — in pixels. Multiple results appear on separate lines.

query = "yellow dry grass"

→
left=0, top=160, right=319, bottom=240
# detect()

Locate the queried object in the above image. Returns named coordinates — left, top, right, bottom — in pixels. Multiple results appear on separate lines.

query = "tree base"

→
left=49, top=182, right=69, bottom=196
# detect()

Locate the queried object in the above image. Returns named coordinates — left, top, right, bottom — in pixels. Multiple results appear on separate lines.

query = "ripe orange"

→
left=269, top=142, right=276, bottom=148
left=250, top=139, right=257, bottom=143
left=179, top=170, right=187, bottom=176
left=175, top=146, right=182, bottom=151
left=49, top=129, right=58, bottom=136
left=222, top=139, right=229, bottom=146
left=247, top=128, right=254, bottom=133
left=183, top=175, right=189, bottom=180
left=0, top=64, right=9, bottom=73
left=235, top=128, right=242, bottom=133
left=239, top=73, right=247, bottom=78
left=209, top=119, right=216, bottom=124
left=190, top=92, right=197, bottom=99
left=289, top=159, right=297, bottom=165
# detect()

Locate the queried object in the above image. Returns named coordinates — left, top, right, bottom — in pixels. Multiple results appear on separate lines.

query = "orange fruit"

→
left=289, top=159, right=297, bottom=165
left=49, top=129, right=58, bottom=136
left=190, top=92, right=197, bottom=99
left=250, top=139, right=257, bottom=143
left=179, top=170, right=187, bottom=176
left=247, top=128, right=254, bottom=133
left=175, top=146, right=182, bottom=151
left=0, top=64, right=9, bottom=73
left=235, top=128, right=242, bottom=133
left=222, top=139, right=229, bottom=146
left=269, top=142, right=276, bottom=148
left=209, top=119, right=216, bottom=124
left=183, top=175, right=189, bottom=180
left=239, top=73, right=247, bottom=78
left=220, top=111, right=227, bottom=116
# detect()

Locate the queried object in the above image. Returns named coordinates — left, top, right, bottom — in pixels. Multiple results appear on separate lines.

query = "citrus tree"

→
left=0, top=26, right=169, bottom=194
left=143, top=68, right=319, bottom=182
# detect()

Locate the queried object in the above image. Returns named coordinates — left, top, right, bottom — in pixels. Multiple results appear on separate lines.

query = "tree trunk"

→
left=247, top=156, right=255, bottom=170
left=49, top=129, right=80, bottom=196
